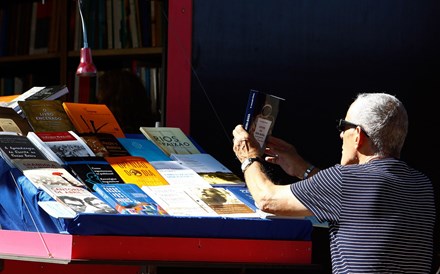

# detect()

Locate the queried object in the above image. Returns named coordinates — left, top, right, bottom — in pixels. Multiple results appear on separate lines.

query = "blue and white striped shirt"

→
left=291, top=158, right=436, bottom=273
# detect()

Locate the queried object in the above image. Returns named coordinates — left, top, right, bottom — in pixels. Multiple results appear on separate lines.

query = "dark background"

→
left=188, top=0, right=439, bottom=271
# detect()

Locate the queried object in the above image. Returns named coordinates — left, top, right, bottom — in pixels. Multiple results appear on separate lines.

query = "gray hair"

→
left=349, top=93, right=408, bottom=158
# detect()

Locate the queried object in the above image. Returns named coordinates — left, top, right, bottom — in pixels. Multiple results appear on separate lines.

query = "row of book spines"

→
left=0, top=0, right=163, bottom=58
left=70, top=0, right=164, bottom=51
left=0, top=0, right=62, bottom=57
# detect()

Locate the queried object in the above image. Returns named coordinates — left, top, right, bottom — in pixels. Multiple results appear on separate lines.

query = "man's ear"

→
left=355, top=126, right=368, bottom=146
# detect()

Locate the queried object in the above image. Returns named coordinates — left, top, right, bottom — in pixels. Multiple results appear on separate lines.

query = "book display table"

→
left=0, top=159, right=314, bottom=273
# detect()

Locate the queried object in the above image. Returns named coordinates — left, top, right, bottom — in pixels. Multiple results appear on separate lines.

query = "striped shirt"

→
left=291, top=158, right=436, bottom=273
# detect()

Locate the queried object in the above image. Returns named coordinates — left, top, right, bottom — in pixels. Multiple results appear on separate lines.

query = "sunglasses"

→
left=336, top=119, right=369, bottom=138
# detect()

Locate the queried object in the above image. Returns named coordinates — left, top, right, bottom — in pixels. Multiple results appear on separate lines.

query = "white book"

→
left=141, top=185, right=218, bottom=217
left=23, top=166, right=87, bottom=190
left=170, top=153, right=245, bottom=186
left=27, top=131, right=95, bottom=165
left=150, top=160, right=212, bottom=188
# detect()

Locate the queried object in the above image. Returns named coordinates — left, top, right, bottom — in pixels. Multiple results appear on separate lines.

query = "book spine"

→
left=243, top=89, right=259, bottom=131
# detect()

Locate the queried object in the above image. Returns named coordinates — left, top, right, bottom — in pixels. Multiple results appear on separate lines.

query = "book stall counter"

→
left=0, top=158, right=313, bottom=274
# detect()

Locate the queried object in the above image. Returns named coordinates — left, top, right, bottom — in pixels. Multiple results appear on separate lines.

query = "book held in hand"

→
left=93, top=183, right=168, bottom=215
left=243, top=89, right=284, bottom=150
left=139, top=127, right=201, bottom=156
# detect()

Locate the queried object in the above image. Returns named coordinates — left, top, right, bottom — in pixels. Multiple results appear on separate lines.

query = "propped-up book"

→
left=0, top=106, right=33, bottom=135
left=40, top=184, right=118, bottom=217
left=105, top=156, right=169, bottom=188
left=64, top=156, right=125, bottom=190
left=22, top=165, right=87, bottom=190
left=27, top=131, right=95, bottom=165
left=62, top=102, right=125, bottom=138
left=184, top=186, right=260, bottom=218
left=117, top=137, right=170, bottom=162
left=18, top=100, right=76, bottom=132
left=141, top=185, right=218, bottom=217
left=170, top=153, right=245, bottom=187
left=79, top=133, right=130, bottom=157
left=0, top=132, right=48, bottom=168
left=150, top=160, right=212, bottom=188
left=93, top=183, right=168, bottom=215
left=139, top=127, right=201, bottom=156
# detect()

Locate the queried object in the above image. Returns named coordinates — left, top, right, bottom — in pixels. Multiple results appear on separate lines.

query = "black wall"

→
left=190, top=0, right=439, bottom=181
left=188, top=0, right=439, bottom=268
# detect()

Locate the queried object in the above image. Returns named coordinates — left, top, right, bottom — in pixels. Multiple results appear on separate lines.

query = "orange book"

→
left=105, top=156, right=169, bottom=188
left=62, top=102, right=125, bottom=138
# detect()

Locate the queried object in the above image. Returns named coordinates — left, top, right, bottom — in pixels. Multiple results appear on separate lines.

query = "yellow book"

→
left=62, top=102, right=125, bottom=138
left=105, top=156, right=169, bottom=187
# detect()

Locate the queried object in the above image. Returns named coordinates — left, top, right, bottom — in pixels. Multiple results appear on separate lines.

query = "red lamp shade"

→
left=76, top=47, right=97, bottom=77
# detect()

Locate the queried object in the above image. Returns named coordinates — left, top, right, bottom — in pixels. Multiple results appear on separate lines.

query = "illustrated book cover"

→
left=139, top=127, right=201, bottom=156
left=117, top=137, right=170, bottom=162
left=27, top=131, right=95, bottom=165
left=184, top=186, right=259, bottom=218
left=79, top=133, right=130, bottom=157
left=5, top=85, right=69, bottom=114
left=105, top=156, right=169, bottom=187
left=0, top=133, right=48, bottom=168
left=40, top=184, right=118, bottom=217
left=141, top=185, right=218, bottom=217
left=242, top=89, right=284, bottom=150
left=170, top=153, right=245, bottom=186
left=62, top=102, right=125, bottom=138
left=22, top=165, right=87, bottom=190
left=18, top=100, right=76, bottom=132
left=0, top=106, right=33, bottom=135
left=64, top=156, right=125, bottom=190
left=93, top=183, right=168, bottom=215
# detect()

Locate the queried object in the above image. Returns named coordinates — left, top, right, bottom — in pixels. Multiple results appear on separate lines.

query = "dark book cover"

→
left=25, top=85, right=68, bottom=101
left=242, top=89, right=284, bottom=150
left=80, top=133, right=130, bottom=157
left=64, top=156, right=125, bottom=190
left=0, top=133, right=48, bottom=167
left=18, top=100, right=76, bottom=132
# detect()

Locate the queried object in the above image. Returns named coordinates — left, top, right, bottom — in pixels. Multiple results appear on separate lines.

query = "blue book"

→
left=93, top=183, right=168, bottom=215
left=117, top=137, right=170, bottom=162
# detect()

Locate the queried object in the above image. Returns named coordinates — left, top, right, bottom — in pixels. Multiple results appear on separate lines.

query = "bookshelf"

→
left=0, top=0, right=167, bottom=123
